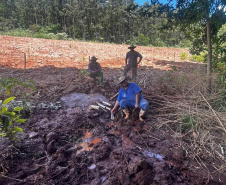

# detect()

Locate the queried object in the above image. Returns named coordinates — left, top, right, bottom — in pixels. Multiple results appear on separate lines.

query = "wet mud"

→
left=1, top=88, right=224, bottom=184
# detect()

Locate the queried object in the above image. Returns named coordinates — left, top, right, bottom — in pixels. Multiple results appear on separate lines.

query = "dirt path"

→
left=0, top=36, right=224, bottom=184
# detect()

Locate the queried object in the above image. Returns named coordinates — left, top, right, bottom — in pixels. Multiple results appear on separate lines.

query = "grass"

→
left=0, top=29, right=68, bottom=40
left=180, top=52, right=188, bottom=61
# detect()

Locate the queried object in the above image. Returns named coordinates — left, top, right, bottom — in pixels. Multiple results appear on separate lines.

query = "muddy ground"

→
left=0, top=36, right=225, bottom=185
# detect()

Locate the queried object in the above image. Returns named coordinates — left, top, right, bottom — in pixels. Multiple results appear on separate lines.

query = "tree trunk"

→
left=206, top=19, right=212, bottom=91
left=207, top=20, right=212, bottom=76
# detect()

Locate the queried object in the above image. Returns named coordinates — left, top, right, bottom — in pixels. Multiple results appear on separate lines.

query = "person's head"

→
left=128, top=44, right=136, bottom=51
left=118, top=76, right=128, bottom=88
left=90, top=56, right=97, bottom=62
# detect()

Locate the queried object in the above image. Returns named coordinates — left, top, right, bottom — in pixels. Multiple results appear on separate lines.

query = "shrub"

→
left=0, top=28, right=32, bottom=37
left=0, top=78, right=35, bottom=144
left=46, top=24, right=60, bottom=34
left=178, top=114, right=197, bottom=132
left=179, top=40, right=191, bottom=48
left=55, top=32, right=68, bottom=40
left=180, top=52, right=187, bottom=60
left=29, top=24, right=42, bottom=33
left=133, top=33, right=150, bottom=46
left=46, top=33, right=56, bottom=39
left=79, top=69, right=88, bottom=75
left=0, top=97, right=26, bottom=144
left=190, top=54, right=205, bottom=63
left=152, top=38, right=165, bottom=47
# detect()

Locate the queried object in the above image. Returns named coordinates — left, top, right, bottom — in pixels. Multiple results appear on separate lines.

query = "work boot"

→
left=139, top=109, right=145, bottom=121
left=123, top=109, right=130, bottom=120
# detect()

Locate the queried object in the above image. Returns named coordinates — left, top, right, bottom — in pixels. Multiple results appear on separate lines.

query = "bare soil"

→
left=0, top=36, right=225, bottom=185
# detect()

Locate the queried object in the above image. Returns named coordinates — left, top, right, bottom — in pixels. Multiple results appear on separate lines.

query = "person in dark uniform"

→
left=87, top=56, right=103, bottom=85
left=124, top=44, right=143, bottom=81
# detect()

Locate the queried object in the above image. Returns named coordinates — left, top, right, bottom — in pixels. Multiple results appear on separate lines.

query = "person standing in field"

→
left=87, top=56, right=103, bottom=85
left=124, top=44, right=143, bottom=81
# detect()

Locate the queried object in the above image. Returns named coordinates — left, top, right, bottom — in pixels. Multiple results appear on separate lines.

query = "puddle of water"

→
left=88, top=164, right=96, bottom=170
left=60, top=93, right=109, bottom=109
left=142, top=150, right=163, bottom=160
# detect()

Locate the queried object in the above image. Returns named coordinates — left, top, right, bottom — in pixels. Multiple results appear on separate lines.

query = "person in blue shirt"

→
left=111, top=76, right=149, bottom=121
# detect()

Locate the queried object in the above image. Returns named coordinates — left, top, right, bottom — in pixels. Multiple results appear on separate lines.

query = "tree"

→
left=171, top=0, right=226, bottom=89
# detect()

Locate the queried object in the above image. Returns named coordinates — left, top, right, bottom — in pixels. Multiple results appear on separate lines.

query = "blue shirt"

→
left=117, top=83, right=143, bottom=103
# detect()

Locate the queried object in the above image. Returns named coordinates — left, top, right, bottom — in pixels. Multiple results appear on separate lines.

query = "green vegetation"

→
left=0, top=78, right=35, bottom=144
left=180, top=52, right=187, bottom=61
left=0, top=97, right=26, bottom=143
left=0, top=28, right=68, bottom=40
left=0, top=0, right=190, bottom=47
left=79, top=69, right=88, bottom=75
left=178, top=114, right=197, bottom=132
left=190, top=54, right=205, bottom=63
left=132, top=33, right=151, bottom=46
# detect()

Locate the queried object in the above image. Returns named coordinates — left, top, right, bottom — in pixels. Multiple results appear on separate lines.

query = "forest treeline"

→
left=0, top=0, right=190, bottom=47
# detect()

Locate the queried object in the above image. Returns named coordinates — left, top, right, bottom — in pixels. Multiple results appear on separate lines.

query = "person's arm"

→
left=137, top=53, right=143, bottom=64
left=111, top=101, right=120, bottom=114
left=125, top=53, right=129, bottom=66
left=135, top=93, right=140, bottom=109
left=97, top=63, right=102, bottom=72
left=112, top=90, right=122, bottom=113
left=87, top=63, right=94, bottom=73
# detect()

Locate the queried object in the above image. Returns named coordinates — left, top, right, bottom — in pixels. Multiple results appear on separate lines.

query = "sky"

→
left=134, top=0, right=176, bottom=5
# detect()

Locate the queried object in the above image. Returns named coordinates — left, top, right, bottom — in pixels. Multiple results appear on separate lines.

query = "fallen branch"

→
left=133, top=127, right=149, bottom=148
left=101, top=101, right=112, bottom=107
left=0, top=174, right=24, bottom=182
left=89, top=105, right=100, bottom=110
left=96, top=102, right=111, bottom=111
left=35, top=166, right=69, bottom=185
left=199, top=92, right=226, bottom=133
